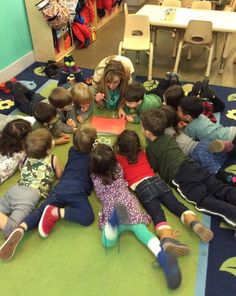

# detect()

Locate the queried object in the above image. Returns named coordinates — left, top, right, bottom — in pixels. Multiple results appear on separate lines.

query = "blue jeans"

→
left=135, top=176, right=188, bottom=226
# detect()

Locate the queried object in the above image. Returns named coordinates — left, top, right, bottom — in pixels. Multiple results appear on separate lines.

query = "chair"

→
left=191, top=1, right=212, bottom=9
left=162, top=0, right=182, bottom=6
left=174, top=20, right=214, bottom=77
left=181, top=0, right=194, bottom=7
left=118, top=14, right=153, bottom=81
left=224, top=0, right=236, bottom=11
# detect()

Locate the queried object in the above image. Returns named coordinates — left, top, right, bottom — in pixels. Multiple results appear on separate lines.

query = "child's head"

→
left=90, top=143, right=117, bottom=185
left=24, top=128, right=53, bottom=159
left=123, top=82, right=145, bottom=109
left=178, top=96, right=203, bottom=122
left=116, top=130, right=141, bottom=164
left=163, top=85, right=185, bottom=111
left=98, top=60, right=129, bottom=96
left=73, top=124, right=97, bottom=154
left=33, top=102, right=57, bottom=125
left=161, top=105, right=179, bottom=129
left=71, top=82, right=93, bottom=113
left=49, top=87, right=74, bottom=110
left=141, top=108, right=167, bottom=138
left=0, top=119, right=32, bottom=156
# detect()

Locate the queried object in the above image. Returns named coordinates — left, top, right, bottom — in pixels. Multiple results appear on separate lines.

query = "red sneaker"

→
left=38, top=205, right=60, bottom=238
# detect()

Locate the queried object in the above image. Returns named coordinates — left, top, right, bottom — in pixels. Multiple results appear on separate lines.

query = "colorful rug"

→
left=1, top=62, right=236, bottom=296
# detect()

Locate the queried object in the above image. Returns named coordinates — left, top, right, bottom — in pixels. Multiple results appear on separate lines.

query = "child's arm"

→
left=54, top=133, right=71, bottom=145
left=52, top=155, right=64, bottom=179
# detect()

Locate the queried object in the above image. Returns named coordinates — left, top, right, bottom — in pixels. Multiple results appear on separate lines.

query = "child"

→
left=90, top=142, right=181, bottom=290
left=0, top=125, right=97, bottom=261
left=48, top=87, right=77, bottom=128
left=92, top=55, right=134, bottom=87
left=116, top=130, right=212, bottom=255
left=0, top=119, right=32, bottom=184
left=71, top=82, right=94, bottom=124
left=178, top=96, right=236, bottom=142
left=0, top=128, right=63, bottom=238
left=141, top=108, right=236, bottom=230
left=162, top=105, right=236, bottom=186
left=118, top=81, right=162, bottom=123
left=5, top=81, right=46, bottom=116
left=32, top=101, right=73, bottom=145
left=94, top=60, right=130, bottom=110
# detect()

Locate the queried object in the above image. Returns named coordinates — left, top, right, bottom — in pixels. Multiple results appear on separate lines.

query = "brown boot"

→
left=156, top=224, right=190, bottom=257
left=181, top=211, right=214, bottom=243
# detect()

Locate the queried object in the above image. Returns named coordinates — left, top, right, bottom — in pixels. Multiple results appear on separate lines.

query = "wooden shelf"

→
left=95, top=4, right=123, bottom=30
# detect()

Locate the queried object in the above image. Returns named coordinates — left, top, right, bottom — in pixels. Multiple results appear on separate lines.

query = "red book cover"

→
left=90, top=116, right=126, bottom=135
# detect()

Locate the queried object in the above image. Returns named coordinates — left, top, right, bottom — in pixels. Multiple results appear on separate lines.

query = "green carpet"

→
left=0, top=80, right=209, bottom=296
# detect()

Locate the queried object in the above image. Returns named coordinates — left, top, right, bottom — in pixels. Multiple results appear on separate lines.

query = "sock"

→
left=147, top=237, right=162, bottom=256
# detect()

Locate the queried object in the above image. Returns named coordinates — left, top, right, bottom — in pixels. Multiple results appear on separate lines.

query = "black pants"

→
left=135, top=176, right=189, bottom=226
left=173, top=161, right=236, bottom=226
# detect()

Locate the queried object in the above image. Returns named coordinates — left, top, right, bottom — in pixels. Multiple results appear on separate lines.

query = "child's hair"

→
left=179, top=96, right=203, bottom=119
left=48, top=87, right=74, bottom=109
left=98, top=60, right=129, bottom=97
left=164, top=85, right=185, bottom=110
left=141, top=108, right=167, bottom=137
left=24, top=128, right=53, bottom=159
left=32, top=102, right=57, bottom=124
left=0, top=119, right=32, bottom=156
left=161, top=105, right=179, bottom=130
left=90, top=143, right=118, bottom=185
left=116, top=130, right=141, bottom=164
left=71, top=82, right=93, bottom=108
left=73, top=124, right=97, bottom=154
left=123, top=81, right=145, bottom=102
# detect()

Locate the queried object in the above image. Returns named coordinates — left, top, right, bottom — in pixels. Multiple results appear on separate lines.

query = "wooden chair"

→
left=174, top=20, right=214, bottom=77
left=118, top=13, right=154, bottom=80
left=191, top=1, right=212, bottom=9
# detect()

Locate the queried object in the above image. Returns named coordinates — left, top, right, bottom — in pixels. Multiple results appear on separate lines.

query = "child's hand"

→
left=55, top=134, right=70, bottom=145
left=118, top=107, right=126, bottom=119
left=76, top=115, right=84, bottom=123
left=178, top=120, right=188, bottom=129
left=126, top=115, right=134, bottom=123
left=66, top=118, right=77, bottom=128
left=95, top=93, right=105, bottom=103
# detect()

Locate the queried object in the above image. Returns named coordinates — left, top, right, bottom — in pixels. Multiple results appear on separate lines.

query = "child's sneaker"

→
left=170, top=71, right=183, bottom=85
left=165, top=71, right=172, bottom=82
left=157, top=249, right=182, bottom=289
left=38, top=205, right=60, bottom=238
left=209, top=139, right=233, bottom=153
left=0, top=228, right=24, bottom=261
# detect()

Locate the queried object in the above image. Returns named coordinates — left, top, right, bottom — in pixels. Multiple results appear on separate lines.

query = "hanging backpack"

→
left=36, top=0, right=70, bottom=30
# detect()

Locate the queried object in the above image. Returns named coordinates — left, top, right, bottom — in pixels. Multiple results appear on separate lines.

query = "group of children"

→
left=1, top=54, right=236, bottom=290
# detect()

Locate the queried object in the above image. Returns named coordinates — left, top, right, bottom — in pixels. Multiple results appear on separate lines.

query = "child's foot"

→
left=191, top=221, right=214, bottom=243
left=170, top=72, right=182, bottom=85
left=161, top=238, right=190, bottom=257
left=165, top=71, right=172, bottom=82
left=38, top=205, right=60, bottom=238
left=0, top=228, right=24, bottom=261
left=208, top=139, right=233, bottom=153
left=157, top=249, right=182, bottom=289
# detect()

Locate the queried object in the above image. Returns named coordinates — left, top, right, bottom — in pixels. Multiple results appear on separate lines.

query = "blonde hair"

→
left=71, top=82, right=93, bottom=108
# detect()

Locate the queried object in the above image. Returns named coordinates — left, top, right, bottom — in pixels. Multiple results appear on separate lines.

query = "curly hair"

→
left=116, top=130, right=141, bottom=164
left=0, top=119, right=32, bottom=156
left=90, top=143, right=118, bottom=185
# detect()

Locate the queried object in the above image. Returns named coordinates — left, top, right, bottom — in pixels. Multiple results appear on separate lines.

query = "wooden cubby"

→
left=24, top=0, right=122, bottom=62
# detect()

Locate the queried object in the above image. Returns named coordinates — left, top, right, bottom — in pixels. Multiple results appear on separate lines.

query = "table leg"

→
left=219, top=33, right=233, bottom=74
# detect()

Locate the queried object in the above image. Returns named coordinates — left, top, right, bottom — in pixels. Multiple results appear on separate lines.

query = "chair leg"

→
left=174, top=40, right=183, bottom=72
left=148, top=42, right=153, bottom=81
left=205, top=44, right=214, bottom=78
left=118, top=42, right=123, bottom=55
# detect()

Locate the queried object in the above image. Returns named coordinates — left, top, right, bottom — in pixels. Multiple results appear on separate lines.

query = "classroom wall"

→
left=0, top=0, right=32, bottom=70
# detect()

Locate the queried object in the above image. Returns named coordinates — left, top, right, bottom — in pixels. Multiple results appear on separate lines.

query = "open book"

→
left=90, top=116, right=126, bottom=135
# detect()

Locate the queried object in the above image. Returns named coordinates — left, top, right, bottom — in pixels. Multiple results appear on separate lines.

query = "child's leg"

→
left=120, top=224, right=181, bottom=290
left=38, top=195, right=94, bottom=238
left=136, top=178, right=189, bottom=256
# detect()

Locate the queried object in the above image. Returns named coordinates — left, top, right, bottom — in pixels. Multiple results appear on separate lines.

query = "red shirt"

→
left=116, top=150, right=155, bottom=187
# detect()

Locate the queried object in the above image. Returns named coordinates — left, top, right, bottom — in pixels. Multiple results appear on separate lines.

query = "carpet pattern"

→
left=1, top=63, right=236, bottom=296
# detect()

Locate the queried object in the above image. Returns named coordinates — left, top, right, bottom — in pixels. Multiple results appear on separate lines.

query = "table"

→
left=136, top=5, right=236, bottom=73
